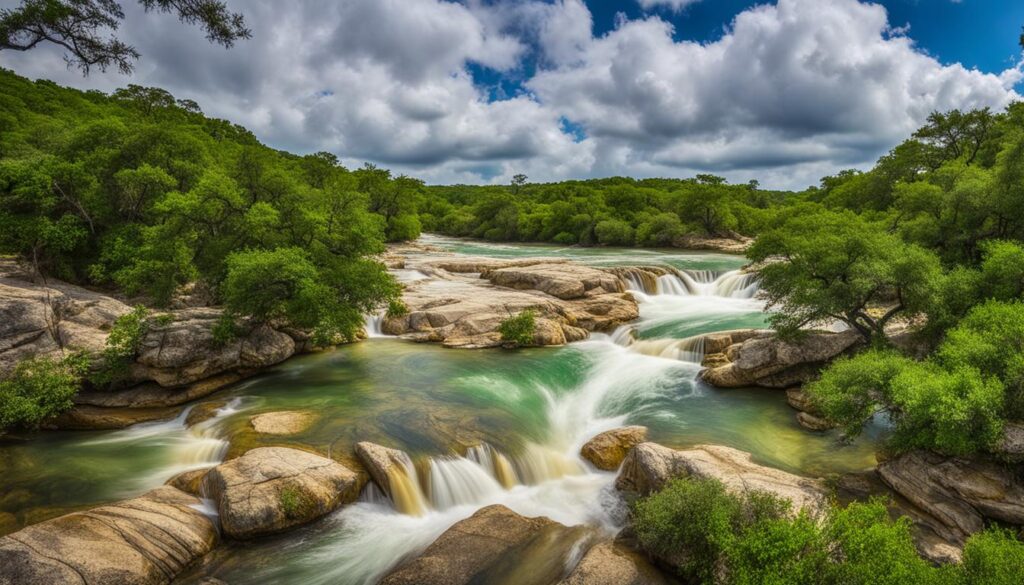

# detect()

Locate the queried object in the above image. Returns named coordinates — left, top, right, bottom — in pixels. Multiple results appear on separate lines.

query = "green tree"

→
left=0, top=353, right=89, bottom=432
left=749, top=210, right=943, bottom=343
left=0, top=0, right=250, bottom=74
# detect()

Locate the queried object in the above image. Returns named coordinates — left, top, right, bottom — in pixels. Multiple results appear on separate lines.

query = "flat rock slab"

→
left=250, top=411, right=316, bottom=435
left=616, top=443, right=828, bottom=517
left=0, top=486, right=217, bottom=585
left=203, top=447, right=362, bottom=539
left=700, top=330, right=860, bottom=389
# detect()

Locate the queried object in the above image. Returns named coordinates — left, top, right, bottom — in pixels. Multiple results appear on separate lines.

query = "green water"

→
left=0, top=236, right=882, bottom=583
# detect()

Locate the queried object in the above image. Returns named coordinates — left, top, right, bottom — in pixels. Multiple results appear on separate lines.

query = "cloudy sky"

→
left=2, top=0, right=1023, bottom=189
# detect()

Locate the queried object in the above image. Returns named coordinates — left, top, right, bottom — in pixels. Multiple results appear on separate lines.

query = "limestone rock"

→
left=45, top=405, right=181, bottom=430
left=877, top=450, right=1024, bottom=548
left=250, top=411, right=316, bottom=435
left=0, top=266, right=132, bottom=377
left=580, top=426, right=648, bottom=471
left=700, top=330, right=861, bottom=389
left=132, top=311, right=295, bottom=388
left=481, top=263, right=623, bottom=300
left=380, top=504, right=587, bottom=585
left=203, top=447, right=362, bottom=539
left=559, top=541, right=673, bottom=585
left=354, top=441, right=411, bottom=499
left=165, top=469, right=209, bottom=497
left=616, top=443, right=828, bottom=517
left=795, top=411, right=834, bottom=432
left=998, top=422, right=1024, bottom=462
left=0, top=486, right=216, bottom=585
left=73, top=373, right=247, bottom=409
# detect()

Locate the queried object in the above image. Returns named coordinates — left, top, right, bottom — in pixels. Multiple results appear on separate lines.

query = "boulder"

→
left=785, top=389, right=837, bottom=431
left=998, top=422, right=1024, bottom=462
left=795, top=411, right=834, bottom=432
left=0, top=267, right=132, bottom=377
left=250, top=411, right=316, bottom=435
left=354, top=441, right=412, bottom=499
left=203, top=447, right=362, bottom=539
left=0, top=486, right=216, bottom=585
left=73, top=373, right=247, bottom=409
left=877, top=450, right=1024, bottom=548
left=700, top=330, right=861, bottom=388
left=559, top=541, right=673, bottom=585
left=165, top=469, right=209, bottom=497
left=616, top=443, right=828, bottom=517
left=131, top=311, right=295, bottom=388
left=580, top=426, right=649, bottom=471
left=380, top=505, right=588, bottom=585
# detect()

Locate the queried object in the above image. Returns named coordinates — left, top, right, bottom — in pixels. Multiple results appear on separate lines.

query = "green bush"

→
left=386, top=299, right=409, bottom=318
left=0, top=353, right=89, bottom=432
left=211, top=313, right=240, bottom=347
left=956, top=527, right=1024, bottom=585
left=91, top=305, right=153, bottom=386
left=498, top=310, right=536, bottom=347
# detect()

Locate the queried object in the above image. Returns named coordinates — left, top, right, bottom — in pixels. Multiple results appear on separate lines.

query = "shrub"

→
left=498, top=309, right=536, bottom=347
left=631, top=478, right=973, bottom=585
left=92, top=305, right=152, bottom=386
left=0, top=353, right=89, bottom=432
left=386, top=299, right=408, bottom=318
left=211, top=313, right=240, bottom=347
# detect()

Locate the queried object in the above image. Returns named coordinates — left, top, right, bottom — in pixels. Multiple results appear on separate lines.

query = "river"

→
left=0, top=235, right=884, bottom=584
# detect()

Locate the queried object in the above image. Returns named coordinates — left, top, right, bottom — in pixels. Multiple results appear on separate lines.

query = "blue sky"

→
left=3, top=0, right=1022, bottom=189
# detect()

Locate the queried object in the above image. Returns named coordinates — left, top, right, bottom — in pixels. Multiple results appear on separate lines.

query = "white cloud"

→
left=0, top=0, right=1019, bottom=189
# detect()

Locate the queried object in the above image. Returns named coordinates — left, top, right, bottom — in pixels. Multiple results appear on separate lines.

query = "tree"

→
left=749, top=210, right=943, bottom=343
left=0, top=0, right=250, bottom=74
left=510, top=173, right=527, bottom=194
left=0, top=352, right=89, bottom=432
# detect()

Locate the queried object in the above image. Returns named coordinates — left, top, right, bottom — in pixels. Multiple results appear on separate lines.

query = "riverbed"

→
left=0, top=236, right=883, bottom=584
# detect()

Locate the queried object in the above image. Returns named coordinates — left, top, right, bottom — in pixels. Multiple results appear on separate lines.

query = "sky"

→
left=2, top=0, right=1023, bottom=190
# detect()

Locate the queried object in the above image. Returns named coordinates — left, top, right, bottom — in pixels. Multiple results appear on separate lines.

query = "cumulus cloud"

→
left=0, top=0, right=1019, bottom=189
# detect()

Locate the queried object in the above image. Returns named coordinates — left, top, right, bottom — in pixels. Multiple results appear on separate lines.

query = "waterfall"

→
left=646, top=269, right=759, bottom=299
left=608, top=325, right=636, bottom=347
left=612, top=267, right=660, bottom=294
left=426, top=457, right=503, bottom=510
left=467, top=443, right=520, bottom=488
left=385, top=454, right=429, bottom=516
left=364, top=312, right=386, bottom=338
left=514, top=443, right=585, bottom=485
left=629, top=335, right=707, bottom=363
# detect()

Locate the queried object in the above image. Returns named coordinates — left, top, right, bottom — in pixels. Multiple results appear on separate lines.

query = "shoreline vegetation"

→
left=1, top=68, right=1023, bottom=583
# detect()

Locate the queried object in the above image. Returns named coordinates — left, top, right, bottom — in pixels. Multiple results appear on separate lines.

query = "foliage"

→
left=749, top=210, right=943, bottom=342
left=807, top=302, right=1024, bottom=456
left=91, top=305, right=152, bottom=386
left=498, top=309, right=536, bottom=347
left=0, top=69, right=403, bottom=340
left=386, top=299, right=408, bottom=318
left=0, top=352, right=89, bottom=432
left=633, top=477, right=1023, bottom=585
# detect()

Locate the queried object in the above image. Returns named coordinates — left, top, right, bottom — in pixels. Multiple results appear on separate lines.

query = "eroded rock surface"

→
left=616, top=443, right=828, bottom=517
left=203, top=447, right=361, bottom=539
left=700, top=330, right=861, bottom=388
left=380, top=257, right=639, bottom=348
left=877, top=450, right=1024, bottom=550
left=380, top=504, right=589, bottom=585
left=580, top=426, right=648, bottom=471
left=354, top=441, right=412, bottom=499
left=559, top=541, right=673, bottom=585
left=0, top=486, right=216, bottom=585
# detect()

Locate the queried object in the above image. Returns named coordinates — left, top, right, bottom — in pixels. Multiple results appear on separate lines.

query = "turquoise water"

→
left=0, top=237, right=881, bottom=584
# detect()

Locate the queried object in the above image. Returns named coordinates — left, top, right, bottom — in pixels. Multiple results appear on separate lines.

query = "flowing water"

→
left=0, top=236, right=884, bottom=583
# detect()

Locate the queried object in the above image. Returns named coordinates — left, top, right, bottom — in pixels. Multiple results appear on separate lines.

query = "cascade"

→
left=647, top=269, right=759, bottom=298
left=426, top=457, right=503, bottom=510
left=615, top=268, right=660, bottom=294
left=363, top=312, right=386, bottom=338
left=514, top=443, right=585, bottom=485
left=467, top=443, right=520, bottom=488
left=629, top=335, right=707, bottom=363
left=385, top=454, right=429, bottom=516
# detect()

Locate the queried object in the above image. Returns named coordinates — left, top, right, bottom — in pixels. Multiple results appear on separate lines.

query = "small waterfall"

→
left=359, top=481, right=391, bottom=505
left=629, top=335, right=707, bottom=363
left=608, top=325, right=637, bottom=347
left=514, top=443, right=585, bottom=485
left=647, top=269, right=759, bottom=299
left=611, top=267, right=661, bottom=294
left=364, top=312, right=386, bottom=338
left=426, top=457, right=503, bottom=510
left=467, top=443, right=520, bottom=488
left=386, top=454, right=429, bottom=516
left=713, top=271, right=760, bottom=299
